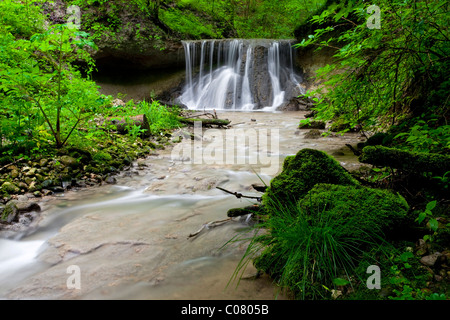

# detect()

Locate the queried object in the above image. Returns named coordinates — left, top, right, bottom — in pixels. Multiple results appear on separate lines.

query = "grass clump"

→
left=238, top=197, right=387, bottom=300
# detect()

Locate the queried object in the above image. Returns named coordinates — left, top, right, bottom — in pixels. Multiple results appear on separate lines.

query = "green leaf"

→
left=400, top=251, right=414, bottom=262
left=426, top=200, right=437, bottom=211
left=333, top=278, right=350, bottom=286
left=429, top=219, right=438, bottom=232
left=418, top=211, right=427, bottom=224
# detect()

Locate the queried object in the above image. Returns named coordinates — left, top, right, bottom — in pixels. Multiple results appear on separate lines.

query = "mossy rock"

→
left=262, top=149, right=359, bottom=215
left=330, top=118, right=352, bottom=132
left=59, top=155, right=79, bottom=168
left=1, top=181, right=20, bottom=194
left=92, top=151, right=112, bottom=164
left=299, top=120, right=326, bottom=129
left=364, top=132, right=393, bottom=147
left=297, top=183, right=410, bottom=240
left=1, top=201, right=18, bottom=223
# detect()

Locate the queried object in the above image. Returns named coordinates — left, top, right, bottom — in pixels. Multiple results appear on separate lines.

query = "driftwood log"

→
left=177, top=116, right=231, bottom=127
left=105, top=114, right=150, bottom=137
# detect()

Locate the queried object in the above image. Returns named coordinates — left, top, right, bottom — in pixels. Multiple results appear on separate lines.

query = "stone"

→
left=420, top=252, right=442, bottom=267
left=25, top=168, right=37, bottom=176
left=41, top=179, right=53, bottom=189
left=18, top=182, right=28, bottom=191
left=50, top=186, right=65, bottom=193
left=17, top=195, right=29, bottom=202
left=1, top=201, right=19, bottom=223
left=28, top=181, right=42, bottom=192
left=299, top=120, right=326, bottom=129
left=39, top=158, right=49, bottom=167
left=10, top=169, right=20, bottom=179
left=42, top=189, right=53, bottom=196
left=304, top=129, right=322, bottom=139
left=1, top=182, right=20, bottom=194
left=15, top=201, right=41, bottom=213
left=172, top=136, right=182, bottom=143
left=105, top=176, right=117, bottom=185
left=415, top=239, right=429, bottom=256
left=59, top=155, right=78, bottom=168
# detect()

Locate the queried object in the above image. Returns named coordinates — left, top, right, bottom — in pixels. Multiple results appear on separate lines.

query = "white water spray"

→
left=179, top=39, right=303, bottom=111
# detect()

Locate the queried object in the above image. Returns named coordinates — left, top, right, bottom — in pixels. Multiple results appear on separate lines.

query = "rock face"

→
left=44, top=0, right=185, bottom=71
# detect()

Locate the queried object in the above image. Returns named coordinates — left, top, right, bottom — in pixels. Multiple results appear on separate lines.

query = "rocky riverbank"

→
left=0, top=127, right=172, bottom=238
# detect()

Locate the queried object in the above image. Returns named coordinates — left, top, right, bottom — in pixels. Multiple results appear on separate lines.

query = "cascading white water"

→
left=179, top=39, right=303, bottom=111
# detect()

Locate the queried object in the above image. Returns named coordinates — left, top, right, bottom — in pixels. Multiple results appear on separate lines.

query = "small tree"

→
left=1, top=21, right=99, bottom=149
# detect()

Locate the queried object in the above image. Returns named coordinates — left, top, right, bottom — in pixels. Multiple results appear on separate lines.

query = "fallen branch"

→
left=187, top=217, right=233, bottom=239
left=216, top=187, right=262, bottom=202
left=0, top=157, right=24, bottom=172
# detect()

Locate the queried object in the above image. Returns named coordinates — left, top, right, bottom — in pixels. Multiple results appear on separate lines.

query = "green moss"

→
left=263, top=148, right=359, bottom=215
left=1, top=181, right=20, bottom=195
left=359, top=146, right=450, bottom=176
left=92, top=151, right=112, bottom=163
left=298, top=183, right=410, bottom=240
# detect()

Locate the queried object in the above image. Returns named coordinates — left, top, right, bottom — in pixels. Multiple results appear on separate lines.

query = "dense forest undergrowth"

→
left=0, top=0, right=449, bottom=300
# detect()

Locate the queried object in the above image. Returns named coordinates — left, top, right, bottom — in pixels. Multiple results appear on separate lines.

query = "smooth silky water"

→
left=0, top=111, right=363, bottom=300
left=1, top=39, right=362, bottom=299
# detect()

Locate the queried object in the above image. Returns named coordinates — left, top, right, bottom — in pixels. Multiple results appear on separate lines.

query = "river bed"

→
left=0, top=111, right=364, bottom=300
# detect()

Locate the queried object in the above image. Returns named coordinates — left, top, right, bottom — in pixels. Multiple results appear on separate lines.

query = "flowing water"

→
left=0, top=111, right=364, bottom=300
left=179, top=39, right=303, bottom=111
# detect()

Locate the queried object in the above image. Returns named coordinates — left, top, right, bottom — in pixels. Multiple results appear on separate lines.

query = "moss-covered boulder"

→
left=1, top=181, right=20, bottom=195
left=298, top=183, right=410, bottom=240
left=59, top=155, right=79, bottom=169
left=262, top=148, right=359, bottom=214
left=1, top=201, right=18, bottom=223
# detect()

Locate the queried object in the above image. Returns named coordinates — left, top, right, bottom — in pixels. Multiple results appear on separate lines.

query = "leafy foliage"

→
left=296, top=0, right=449, bottom=135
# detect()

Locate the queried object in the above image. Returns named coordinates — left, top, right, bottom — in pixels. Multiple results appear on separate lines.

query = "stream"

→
left=0, top=111, right=363, bottom=300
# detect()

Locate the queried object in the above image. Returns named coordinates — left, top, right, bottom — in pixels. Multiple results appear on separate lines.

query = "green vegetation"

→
left=262, top=148, right=359, bottom=215
left=295, top=0, right=449, bottom=139
left=232, top=0, right=449, bottom=301
left=0, top=0, right=181, bottom=199
left=66, top=0, right=329, bottom=41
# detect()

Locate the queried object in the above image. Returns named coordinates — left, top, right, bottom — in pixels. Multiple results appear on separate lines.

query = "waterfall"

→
left=179, top=39, right=303, bottom=111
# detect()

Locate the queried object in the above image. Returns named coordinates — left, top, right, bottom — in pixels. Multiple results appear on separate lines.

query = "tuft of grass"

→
left=229, top=195, right=392, bottom=300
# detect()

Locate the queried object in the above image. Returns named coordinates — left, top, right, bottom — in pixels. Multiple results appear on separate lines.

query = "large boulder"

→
left=298, top=183, right=410, bottom=240
left=262, top=148, right=359, bottom=215
left=1, top=182, right=20, bottom=195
